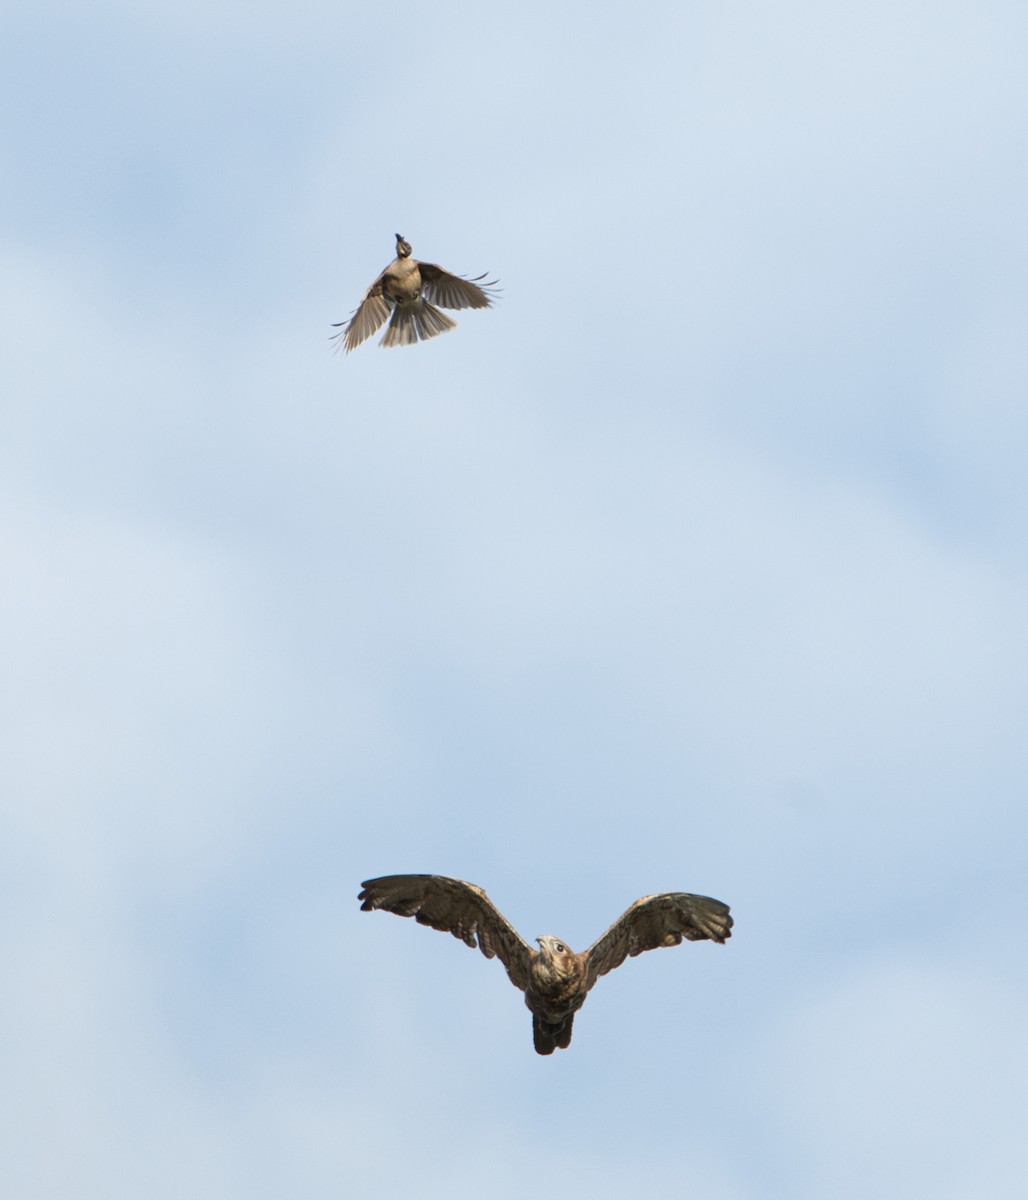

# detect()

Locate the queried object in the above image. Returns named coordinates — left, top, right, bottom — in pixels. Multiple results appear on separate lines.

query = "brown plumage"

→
left=358, top=874, right=733, bottom=1054
left=332, top=234, right=499, bottom=353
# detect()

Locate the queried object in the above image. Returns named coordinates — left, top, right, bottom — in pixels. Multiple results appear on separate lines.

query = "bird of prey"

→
left=358, top=874, right=732, bottom=1054
left=332, top=234, right=499, bottom=353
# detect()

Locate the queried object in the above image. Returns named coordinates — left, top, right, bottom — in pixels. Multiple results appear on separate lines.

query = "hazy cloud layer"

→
left=2, top=2, right=1026, bottom=1197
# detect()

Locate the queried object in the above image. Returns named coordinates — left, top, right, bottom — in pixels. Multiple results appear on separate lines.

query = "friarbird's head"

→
left=394, top=234, right=413, bottom=258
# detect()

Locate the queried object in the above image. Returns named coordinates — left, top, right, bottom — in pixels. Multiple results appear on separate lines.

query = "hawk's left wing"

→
left=582, top=892, right=732, bottom=990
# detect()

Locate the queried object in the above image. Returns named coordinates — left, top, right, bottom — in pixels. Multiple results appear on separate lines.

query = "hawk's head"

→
left=534, top=935, right=578, bottom=983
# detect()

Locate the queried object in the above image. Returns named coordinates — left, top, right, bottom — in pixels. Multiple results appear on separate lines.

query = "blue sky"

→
left=2, top=2, right=1027, bottom=1196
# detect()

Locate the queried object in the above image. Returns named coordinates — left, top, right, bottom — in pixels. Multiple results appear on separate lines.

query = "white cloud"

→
left=2, top=2, right=1026, bottom=1196
left=765, top=958, right=1028, bottom=1197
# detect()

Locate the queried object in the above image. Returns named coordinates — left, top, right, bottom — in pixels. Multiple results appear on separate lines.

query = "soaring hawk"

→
left=359, top=874, right=732, bottom=1054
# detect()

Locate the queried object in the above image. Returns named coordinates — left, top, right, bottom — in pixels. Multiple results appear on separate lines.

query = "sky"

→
left=2, top=1, right=1027, bottom=1196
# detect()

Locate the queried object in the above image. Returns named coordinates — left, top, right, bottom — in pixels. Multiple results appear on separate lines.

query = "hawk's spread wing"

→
left=582, top=892, right=733, bottom=990
left=417, top=265, right=499, bottom=311
left=359, top=874, right=533, bottom=992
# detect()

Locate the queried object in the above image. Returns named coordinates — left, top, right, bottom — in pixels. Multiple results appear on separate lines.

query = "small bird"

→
left=332, top=234, right=499, bottom=353
left=359, top=874, right=733, bottom=1054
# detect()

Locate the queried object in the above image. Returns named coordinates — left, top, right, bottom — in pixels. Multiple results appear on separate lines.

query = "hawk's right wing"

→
left=359, top=874, right=534, bottom=992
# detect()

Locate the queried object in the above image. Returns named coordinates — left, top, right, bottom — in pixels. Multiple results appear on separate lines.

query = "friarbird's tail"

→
left=380, top=300, right=457, bottom=348
left=533, top=1011, right=575, bottom=1055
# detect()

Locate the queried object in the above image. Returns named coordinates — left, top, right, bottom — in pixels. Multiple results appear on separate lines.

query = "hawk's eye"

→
left=554, top=943, right=565, bottom=954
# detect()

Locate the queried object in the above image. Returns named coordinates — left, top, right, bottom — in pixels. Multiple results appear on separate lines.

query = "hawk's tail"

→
left=533, top=1012, right=574, bottom=1056
left=380, top=300, right=457, bottom=348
